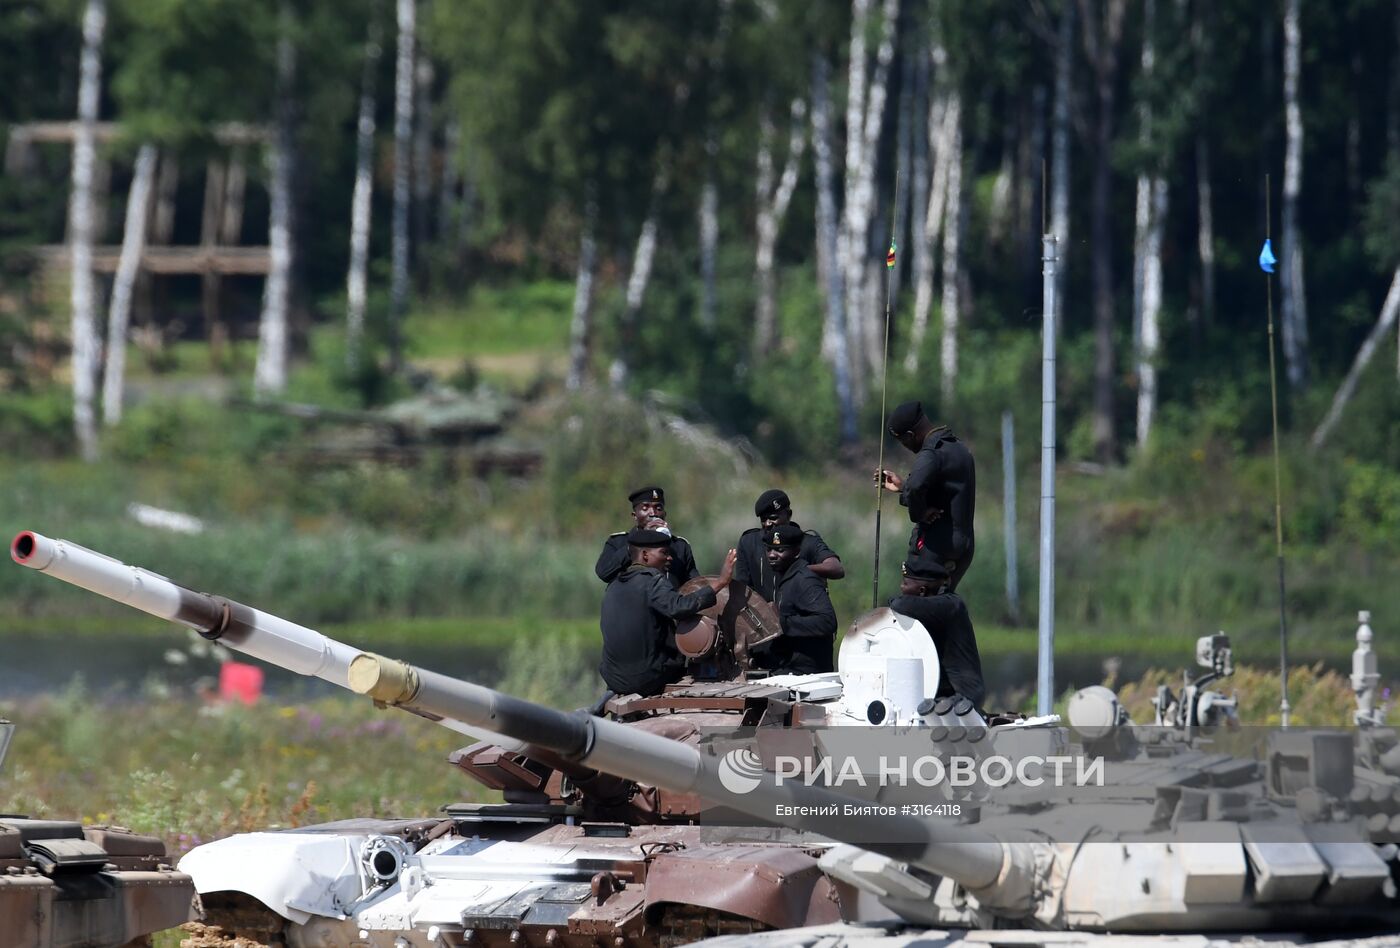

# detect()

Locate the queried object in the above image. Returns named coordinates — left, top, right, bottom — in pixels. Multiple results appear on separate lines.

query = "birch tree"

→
left=388, top=0, right=416, bottom=373
left=346, top=10, right=382, bottom=368
left=1311, top=265, right=1400, bottom=448
left=841, top=0, right=900, bottom=385
left=412, top=53, right=434, bottom=275
left=907, top=22, right=952, bottom=375
left=254, top=8, right=296, bottom=396
left=811, top=52, right=857, bottom=443
left=565, top=186, right=598, bottom=392
left=1133, top=0, right=1168, bottom=448
left=1280, top=0, right=1308, bottom=389
left=102, top=144, right=156, bottom=427
left=753, top=98, right=807, bottom=357
left=938, top=110, right=963, bottom=405
left=611, top=169, right=668, bottom=388
left=907, top=45, right=954, bottom=374
left=1191, top=0, right=1214, bottom=332
left=68, top=0, right=105, bottom=461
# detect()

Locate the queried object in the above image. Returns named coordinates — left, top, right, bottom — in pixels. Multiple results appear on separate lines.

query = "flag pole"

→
left=1262, top=173, right=1291, bottom=728
left=873, top=171, right=901, bottom=609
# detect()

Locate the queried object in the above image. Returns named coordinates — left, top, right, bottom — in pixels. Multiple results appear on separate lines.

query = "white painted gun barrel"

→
left=346, top=652, right=1031, bottom=907
left=9, top=530, right=516, bottom=748
left=11, top=530, right=1032, bottom=911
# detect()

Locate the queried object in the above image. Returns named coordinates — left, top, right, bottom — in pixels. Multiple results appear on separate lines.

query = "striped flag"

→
left=886, top=240, right=897, bottom=269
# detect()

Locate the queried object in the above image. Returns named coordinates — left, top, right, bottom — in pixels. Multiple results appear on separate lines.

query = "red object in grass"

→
left=219, top=661, right=264, bottom=705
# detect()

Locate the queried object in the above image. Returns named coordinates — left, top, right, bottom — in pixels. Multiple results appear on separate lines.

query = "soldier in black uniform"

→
left=875, top=400, right=976, bottom=591
left=887, top=557, right=985, bottom=708
left=598, top=528, right=737, bottom=697
left=734, top=489, right=844, bottom=602
left=595, top=486, right=699, bottom=588
left=757, top=524, right=838, bottom=675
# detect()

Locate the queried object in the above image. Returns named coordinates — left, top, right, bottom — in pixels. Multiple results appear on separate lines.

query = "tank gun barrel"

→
left=9, top=531, right=517, bottom=749
left=345, top=652, right=1024, bottom=899
left=10, top=530, right=1036, bottom=912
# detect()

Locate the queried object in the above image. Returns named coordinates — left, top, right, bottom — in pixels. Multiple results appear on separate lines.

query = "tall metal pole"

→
left=872, top=171, right=901, bottom=608
left=1263, top=174, right=1291, bottom=727
left=1037, top=234, right=1058, bottom=716
left=1002, top=411, right=1020, bottom=623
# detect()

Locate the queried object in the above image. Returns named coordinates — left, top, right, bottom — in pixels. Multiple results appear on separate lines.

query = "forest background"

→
left=3, top=0, right=1400, bottom=863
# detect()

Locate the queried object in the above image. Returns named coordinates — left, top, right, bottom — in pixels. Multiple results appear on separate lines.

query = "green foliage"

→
left=1340, top=460, right=1400, bottom=550
left=1363, top=157, right=1400, bottom=271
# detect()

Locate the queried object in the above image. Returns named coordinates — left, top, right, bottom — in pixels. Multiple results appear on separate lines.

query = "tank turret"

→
left=16, top=529, right=1400, bottom=946
left=1, top=717, right=196, bottom=947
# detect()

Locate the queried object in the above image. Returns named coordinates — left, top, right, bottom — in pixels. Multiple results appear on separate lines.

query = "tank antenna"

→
left=1037, top=173, right=1058, bottom=717
left=873, top=169, right=901, bottom=608
left=1261, top=173, right=1291, bottom=727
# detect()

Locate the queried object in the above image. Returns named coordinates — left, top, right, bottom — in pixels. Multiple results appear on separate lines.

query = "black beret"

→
left=901, top=556, right=949, bottom=584
left=754, top=489, right=791, bottom=517
left=887, top=400, right=925, bottom=436
left=628, top=486, right=665, bottom=506
left=626, top=527, right=672, bottom=548
left=762, top=523, right=804, bottom=548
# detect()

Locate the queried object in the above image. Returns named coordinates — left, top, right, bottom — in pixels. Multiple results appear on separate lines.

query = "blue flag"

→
left=1259, top=239, right=1277, bottom=274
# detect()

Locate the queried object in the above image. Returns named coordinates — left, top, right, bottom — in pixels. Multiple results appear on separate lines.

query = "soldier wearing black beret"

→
left=597, top=528, right=738, bottom=697
left=888, top=556, right=985, bottom=707
left=753, top=523, right=838, bottom=675
left=734, top=488, right=844, bottom=603
left=595, top=486, right=700, bottom=589
left=875, top=400, right=976, bottom=591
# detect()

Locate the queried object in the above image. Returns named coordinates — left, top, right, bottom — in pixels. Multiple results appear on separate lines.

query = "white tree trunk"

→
left=889, top=48, right=915, bottom=307
left=841, top=0, right=900, bottom=386
left=346, top=13, right=381, bottom=367
left=811, top=53, right=857, bottom=443
left=1131, top=0, right=1157, bottom=361
left=565, top=188, right=598, bottom=392
left=938, top=107, right=962, bottom=405
left=908, top=88, right=953, bottom=375
left=1311, top=265, right=1400, bottom=448
left=412, top=54, right=434, bottom=258
left=698, top=158, right=719, bottom=331
left=1195, top=135, right=1215, bottom=327
left=69, top=0, right=106, bottom=461
left=754, top=98, right=807, bottom=357
left=102, top=144, right=155, bottom=427
left=1280, top=0, right=1308, bottom=388
left=254, top=17, right=296, bottom=396
left=907, top=42, right=930, bottom=358
left=388, top=0, right=416, bottom=372
left=1050, top=0, right=1073, bottom=334
left=1136, top=177, right=1167, bottom=448
left=611, top=171, right=667, bottom=388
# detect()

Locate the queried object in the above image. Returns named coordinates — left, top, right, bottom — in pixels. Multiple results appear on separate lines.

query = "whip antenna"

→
left=873, top=170, right=901, bottom=608
left=1260, top=173, right=1292, bottom=727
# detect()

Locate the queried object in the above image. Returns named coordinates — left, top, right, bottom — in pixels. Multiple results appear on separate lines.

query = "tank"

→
left=14, top=529, right=1400, bottom=948
left=0, top=718, right=197, bottom=948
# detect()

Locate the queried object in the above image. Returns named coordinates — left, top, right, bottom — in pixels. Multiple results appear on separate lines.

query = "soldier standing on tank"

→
left=757, top=524, right=838, bottom=675
left=598, top=528, right=737, bottom=697
left=875, top=400, right=976, bottom=591
left=595, top=486, right=699, bottom=589
left=734, top=489, right=844, bottom=602
left=888, top=557, right=985, bottom=707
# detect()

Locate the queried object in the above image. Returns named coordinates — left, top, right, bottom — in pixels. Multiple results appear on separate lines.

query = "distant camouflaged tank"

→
left=16, top=529, right=1400, bottom=948
left=0, top=718, right=196, bottom=948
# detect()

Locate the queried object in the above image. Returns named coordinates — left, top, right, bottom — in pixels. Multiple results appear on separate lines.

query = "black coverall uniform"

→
left=733, top=524, right=839, bottom=602
left=900, top=428, right=976, bottom=591
left=762, top=562, right=838, bottom=675
left=595, top=534, right=699, bottom=588
left=887, top=591, right=985, bottom=707
left=598, top=564, right=716, bottom=696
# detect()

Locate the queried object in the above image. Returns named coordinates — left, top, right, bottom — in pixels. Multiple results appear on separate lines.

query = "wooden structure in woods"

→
left=7, top=121, right=273, bottom=359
